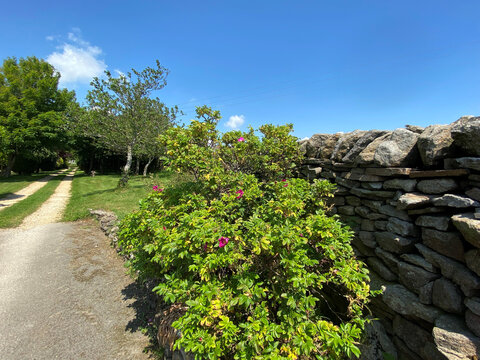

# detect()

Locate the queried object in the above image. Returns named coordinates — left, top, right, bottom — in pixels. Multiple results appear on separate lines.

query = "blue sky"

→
left=1, top=1, right=480, bottom=139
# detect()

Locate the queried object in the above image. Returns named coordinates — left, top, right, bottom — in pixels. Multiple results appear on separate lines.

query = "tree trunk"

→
left=135, top=157, right=140, bottom=175
left=1, top=153, right=16, bottom=177
left=119, top=145, right=133, bottom=186
left=143, top=157, right=154, bottom=176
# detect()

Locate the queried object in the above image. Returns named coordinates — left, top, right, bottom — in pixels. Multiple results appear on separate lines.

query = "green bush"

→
left=118, top=107, right=373, bottom=359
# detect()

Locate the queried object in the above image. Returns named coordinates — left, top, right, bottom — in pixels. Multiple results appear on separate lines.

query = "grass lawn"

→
left=63, top=170, right=180, bottom=221
left=0, top=170, right=63, bottom=199
left=0, top=174, right=66, bottom=228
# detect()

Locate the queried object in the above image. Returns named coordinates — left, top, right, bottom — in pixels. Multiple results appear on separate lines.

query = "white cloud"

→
left=226, top=114, right=245, bottom=129
left=46, top=29, right=107, bottom=86
left=300, top=137, right=309, bottom=141
left=114, top=69, right=126, bottom=78
left=46, top=35, right=54, bottom=41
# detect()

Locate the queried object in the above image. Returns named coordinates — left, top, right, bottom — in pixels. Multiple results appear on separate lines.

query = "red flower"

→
left=236, top=189, right=244, bottom=199
left=218, top=236, right=229, bottom=248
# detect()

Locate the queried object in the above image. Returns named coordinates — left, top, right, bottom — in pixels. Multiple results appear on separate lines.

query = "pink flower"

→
left=281, top=179, right=287, bottom=182
left=299, top=233, right=304, bottom=237
left=284, top=184, right=288, bottom=187
left=218, top=236, right=229, bottom=248
left=236, top=189, right=244, bottom=199
left=238, top=137, right=245, bottom=142
left=152, top=185, right=158, bottom=190
left=163, top=226, right=166, bottom=231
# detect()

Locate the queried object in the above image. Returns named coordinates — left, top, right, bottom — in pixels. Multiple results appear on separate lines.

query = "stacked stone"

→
left=300, top=116, right=480, bottom=360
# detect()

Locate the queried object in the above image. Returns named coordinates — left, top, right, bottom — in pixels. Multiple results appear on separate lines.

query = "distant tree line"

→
left=0, top=56, right=178, bottom=183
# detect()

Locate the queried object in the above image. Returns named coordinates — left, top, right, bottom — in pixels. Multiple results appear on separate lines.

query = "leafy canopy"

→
left=0, top=56, right=76, bottom=173
left=84, top=60, right=178, bottom=157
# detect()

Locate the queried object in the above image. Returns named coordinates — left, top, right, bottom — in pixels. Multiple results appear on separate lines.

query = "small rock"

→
left=375, top=220, right=388, bottom=231
left=393, top=337, right=423, bottom=360
left=419, top=282, right=434, bottom=304
left=374, top=129, right=420, bottom=167
left=393, top=315, right=436, bottom=357
left=433, top=314, right=480, bottom=360
left=378, top=204, right=410, bottom=221
left=356, top=133, right=392, bottom=165
left=383, top=178, right=417, bottom=192
left=361, top=219, right=376, bottom=231
left=451, top=213, right=480, bottom=248
left=466, top=310, right=480, bottom=337
left=304, top=133, right=341, bottom=159
left=387, top=217, right=417, bottom=237
left=417, top=124, right=454, bottom=167
left=355, top=206, right=372, bottom=218
left=422, top=228, right=465, bottom=262
left=452, top=157, right=480, bottom=171
left=359, top=231, right=376, bottom=248
left=416, top=244, right=480, bottom=297
left=450, top=115, right=480, bottom=156
left=335, top=177, right=360, bottom=189
left=465, top=297, right=480, bottom=316
left=405, top=125, right=425, bottom=134
left=382, top=283, right=443, bottom=323
left=432, top=278, right=464, bottom=314
left=397, top=193, right=435, bottom=210
left=433, top=194, right=480, bottom=208
left=465, top=249, right=480, bottom=277
left=345, top=196, right=361, bottom=206
left=342, top=130, right=389, bottom=163
left=375, top=247, right=401, bottom=273
left=400, top=253, right=437, bottom=273
left=358, top=319, right=398, bottom=360
left=352, top=238, right=376, bottom=257
left=417, top=178, right=458, bottom=194
left=367, top=257, right=397, bottom=281
left=360, top=182, right=384, bottom=190
left=415, top=215, right=450, bottom=231
left=331, top=130, right=367, bottom=162
left=362, top=199, right=384, bottom=210
left=398, top=261, right=440, bottom=294
left=376, top=232, right=416, bottom=254
left=465, top=187, right=480, bottom=202
left=350, top=187, right=396, bottom=200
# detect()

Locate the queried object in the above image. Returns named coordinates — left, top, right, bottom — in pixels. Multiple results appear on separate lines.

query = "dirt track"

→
left=0, top=169, right=69, bottom=212
left=0, top=220, right=152, bottom=359
left=0, top=169, right=154, bottom=359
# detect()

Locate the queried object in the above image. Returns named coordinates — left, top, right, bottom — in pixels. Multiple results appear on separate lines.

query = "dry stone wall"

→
left=300, top=116, right=480, bottom=360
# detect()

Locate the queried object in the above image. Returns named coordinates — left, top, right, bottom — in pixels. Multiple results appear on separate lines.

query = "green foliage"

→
left=119, top=108, right=372, bottom=359
left=83, top=60, right=178, bottom=182
left=160, top=106, right=302, bottom=183
left=0, top=56, right=76, bottom=176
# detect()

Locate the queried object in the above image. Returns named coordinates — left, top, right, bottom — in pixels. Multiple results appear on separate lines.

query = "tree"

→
left=84, top=60, right=178, bottom=185
left=0, top=56, right=76, bottom=176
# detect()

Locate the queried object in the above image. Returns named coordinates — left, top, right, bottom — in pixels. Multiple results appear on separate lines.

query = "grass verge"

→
left=0, top=174, right=66, bottom=228
left=0, top=170, right=64, bottom=199
left=63, top=171, right=180, bottom=222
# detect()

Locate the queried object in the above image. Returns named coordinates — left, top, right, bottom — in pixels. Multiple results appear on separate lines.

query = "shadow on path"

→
left=122, top=279, right=163, bottom=356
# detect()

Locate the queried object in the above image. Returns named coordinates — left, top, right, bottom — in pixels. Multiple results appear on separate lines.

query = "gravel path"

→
left=0, top=221, right=152, bottom=359
left=0, top=169, right=69, bottom=212
left=0, top=169, right=154, bottom=359
left=19, top=168, right=77, bottom=229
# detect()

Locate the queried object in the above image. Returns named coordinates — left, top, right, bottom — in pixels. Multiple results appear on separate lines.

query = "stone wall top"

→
left=300, top=116, right=480, bottom=169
